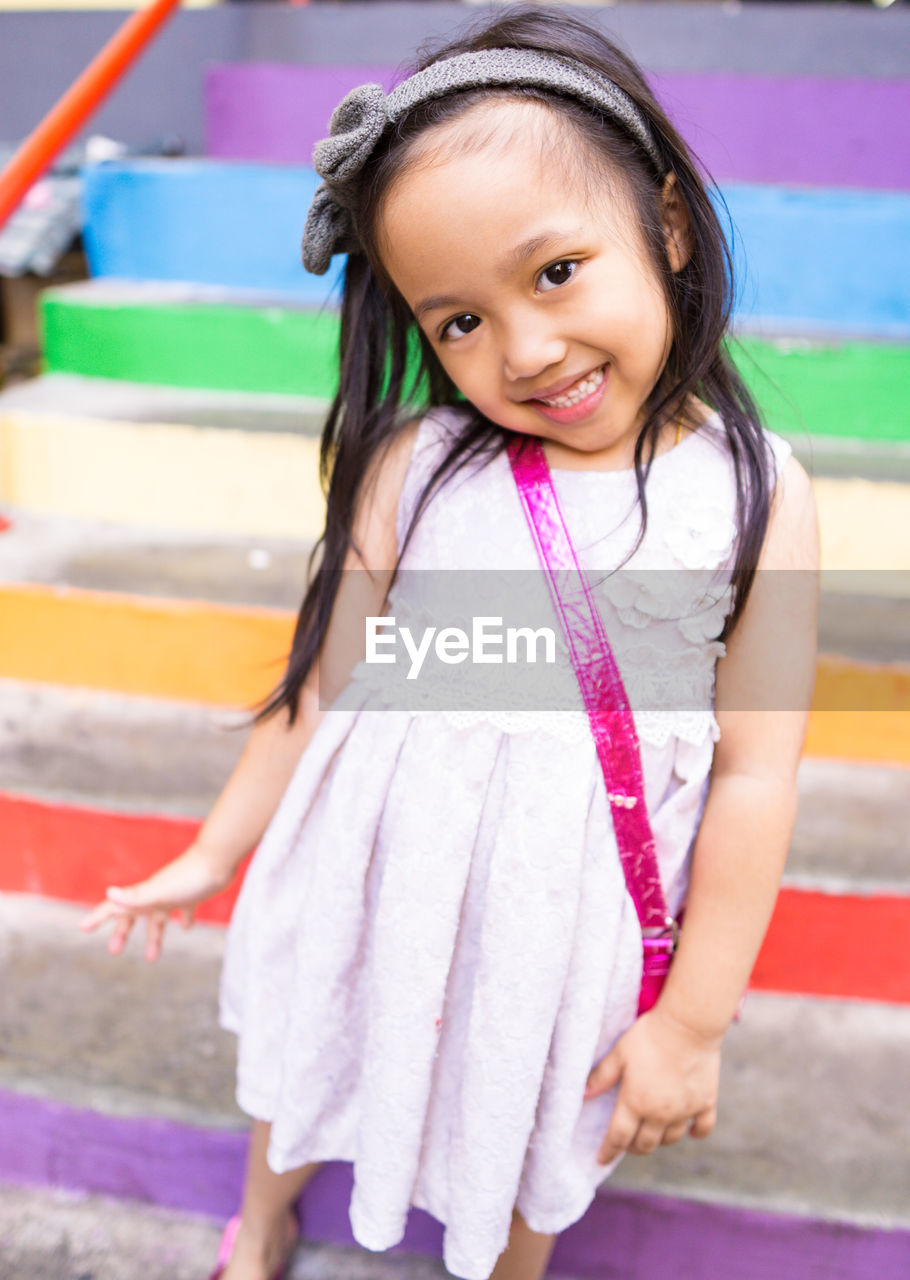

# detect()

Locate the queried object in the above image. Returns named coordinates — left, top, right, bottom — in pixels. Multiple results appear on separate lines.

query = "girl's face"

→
left=378, top=101, right=690, bottom=469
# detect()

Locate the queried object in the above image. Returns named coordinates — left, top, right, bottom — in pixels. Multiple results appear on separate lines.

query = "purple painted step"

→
left=205, top=64, right=399, bottom=167
left=4, top=1089, right=909, bottom=1280
left=205, top=63, right=910, bottom=192
left=653, top=72, right=910, bottom=192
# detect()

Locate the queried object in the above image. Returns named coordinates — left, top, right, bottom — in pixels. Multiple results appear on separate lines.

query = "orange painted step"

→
left=0, top=582, right=291, bottom=707
left=1, top=582, right=909, bottom=762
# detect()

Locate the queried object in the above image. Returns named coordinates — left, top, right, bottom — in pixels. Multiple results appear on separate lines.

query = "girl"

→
left=79, top=6, right=819, bottom=1280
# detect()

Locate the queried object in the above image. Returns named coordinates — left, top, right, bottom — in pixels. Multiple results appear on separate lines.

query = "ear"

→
left=660, top=172, right=693, bottom=273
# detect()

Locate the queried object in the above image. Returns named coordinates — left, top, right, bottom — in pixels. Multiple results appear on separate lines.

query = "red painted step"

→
left=2, top=791, right=908, bottom=1005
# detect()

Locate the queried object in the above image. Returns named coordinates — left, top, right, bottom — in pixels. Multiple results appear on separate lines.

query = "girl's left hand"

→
left=583, top=1005, right=723, bottom=1164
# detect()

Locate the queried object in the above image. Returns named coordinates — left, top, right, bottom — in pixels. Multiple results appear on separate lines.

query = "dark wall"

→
left=1, top=2, right=908, bottom=156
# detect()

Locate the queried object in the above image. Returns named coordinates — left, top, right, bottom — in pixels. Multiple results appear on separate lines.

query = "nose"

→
left=501, top=315, right=568, bottom=385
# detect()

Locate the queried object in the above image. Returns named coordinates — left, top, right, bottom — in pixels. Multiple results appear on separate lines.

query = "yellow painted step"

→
left=3, top=410, right=910, bottom=568
left=0, top=411, right=325, bottom=541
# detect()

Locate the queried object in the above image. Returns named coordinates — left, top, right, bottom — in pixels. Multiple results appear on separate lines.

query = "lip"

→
left=524, top=364, right=607, bottom=403
left=528, top=363, right=609, bottom=425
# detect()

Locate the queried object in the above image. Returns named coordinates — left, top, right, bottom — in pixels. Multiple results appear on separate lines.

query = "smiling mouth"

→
left=534, top=365, right=607, bottom=409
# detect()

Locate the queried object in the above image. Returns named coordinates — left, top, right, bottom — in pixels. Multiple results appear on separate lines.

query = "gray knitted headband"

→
left=301, top=47, right=666, bottom=275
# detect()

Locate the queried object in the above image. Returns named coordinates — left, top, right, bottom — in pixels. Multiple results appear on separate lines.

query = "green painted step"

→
left=41, top=281, right=340, bottom=400
left=41, top=282, right=910, bottom=443
left=732, top=335, right=910, bottom=445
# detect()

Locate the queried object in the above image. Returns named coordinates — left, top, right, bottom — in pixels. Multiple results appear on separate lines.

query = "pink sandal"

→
left=207, top=1212, right=299, bottom=1280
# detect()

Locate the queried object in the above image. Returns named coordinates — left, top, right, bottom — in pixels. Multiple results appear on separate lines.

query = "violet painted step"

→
left=3, top=891, right=910, bottom=1253
left=203, top=63, right=910, bottom=193
left=1, top=680, right=908, bottom=897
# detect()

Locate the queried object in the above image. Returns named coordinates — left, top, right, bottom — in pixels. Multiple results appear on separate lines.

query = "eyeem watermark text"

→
left=366, top=616, right=557, bottom=680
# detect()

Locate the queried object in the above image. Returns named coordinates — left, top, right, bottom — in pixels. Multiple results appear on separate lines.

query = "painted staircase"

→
left=1, top=53, right=909, bottom=1280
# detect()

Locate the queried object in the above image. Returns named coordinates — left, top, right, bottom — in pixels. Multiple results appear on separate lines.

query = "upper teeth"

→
left=539, top=365, right=605, bottom=408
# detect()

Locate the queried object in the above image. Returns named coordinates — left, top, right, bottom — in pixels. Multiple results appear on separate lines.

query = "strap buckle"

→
left=641, top=915, right=680, bottom=953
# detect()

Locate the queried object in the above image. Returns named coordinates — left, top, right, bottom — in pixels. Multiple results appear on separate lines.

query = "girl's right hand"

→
left=78, top=843, right=235, bottom=963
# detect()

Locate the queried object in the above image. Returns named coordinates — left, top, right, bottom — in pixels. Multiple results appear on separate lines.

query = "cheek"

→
left=437, top=344, right=493, bottom=396
left=615, top=285, right=673, bottom=363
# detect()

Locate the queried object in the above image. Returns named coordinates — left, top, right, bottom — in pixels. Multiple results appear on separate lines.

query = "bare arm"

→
left=80, top=420, right=421, bottom=957
left=650, top=455, right=824, bottom=1034
left=195, top=421, right=422, bottom=879
left=656, top=452, right=820, bottom=1037
left=585, top=452, right=820, bottom=1160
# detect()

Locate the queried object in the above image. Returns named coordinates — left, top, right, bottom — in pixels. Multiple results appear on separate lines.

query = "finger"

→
left=584, top=1048, right=622, bottom=1099
left=661, top=1119, right=691, bottom=1146
left=597, top=1100, right=640, bottom=1165
left=106, top=885, right=151, bottom=913
left=177, top=907, right=195, bottom=930
left=79, top=899, right=122, bottom=932
left=107, top=913, right=135, bottom=956
left=629, top=1119, right=667, bottom=1155
left=690, top=1107, right=717, bottom=1139
left=144, top=910, right=168, bottom=963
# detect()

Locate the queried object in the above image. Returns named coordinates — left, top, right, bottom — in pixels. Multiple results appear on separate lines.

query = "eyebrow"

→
left=413, top=226, right=585, bottom=322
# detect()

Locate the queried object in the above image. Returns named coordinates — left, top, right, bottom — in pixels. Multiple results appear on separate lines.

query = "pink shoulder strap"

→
left=507, top=432, right=678, bottom=1015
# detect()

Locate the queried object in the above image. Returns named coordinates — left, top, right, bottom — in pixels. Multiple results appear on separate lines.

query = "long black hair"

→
left=252, top=2, right=773, bottom=726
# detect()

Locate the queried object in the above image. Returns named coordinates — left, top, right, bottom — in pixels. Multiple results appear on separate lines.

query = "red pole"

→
left=0, top=0, right=182, bottom=230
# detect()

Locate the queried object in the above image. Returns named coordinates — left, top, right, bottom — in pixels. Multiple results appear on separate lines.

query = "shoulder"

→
left=348, top=404, right=474, bottom=571
left=686, top=401, right=807, bottom=524
left=670, top=404, right=816, bottom=572
left=699, top=400, right=816, bottom=568
left=347, top=417, right=423, bottom=573
left=686, top=405, right=791, bottom=482
left=760, top=451, right=819, bottom=571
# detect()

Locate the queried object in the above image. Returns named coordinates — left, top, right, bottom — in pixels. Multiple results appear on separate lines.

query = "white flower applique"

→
left=677, top=584, right=734, bottom=645
left=595, top=549, right=688, bottom=631
left=663, top=501, right=737, bottom=572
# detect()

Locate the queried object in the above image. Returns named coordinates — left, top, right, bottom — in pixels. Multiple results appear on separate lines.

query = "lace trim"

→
left=343, top=660, right=719, bottom=749
left=434, top=707, right=719, bottom=749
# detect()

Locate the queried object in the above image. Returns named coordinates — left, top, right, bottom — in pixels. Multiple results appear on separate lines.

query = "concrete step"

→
left=0, top=679, right=246, bottom=818
left=0, top=1181, right=467, bottom=1280
left=38, top=280, right=910, bottom=451
left=0, top=508, right=315, bottom=609
left=1, top=680, right=906, bottom=891
left=1, top=680, right=907, bottom=1002
left=3, top=892, right=910, bottom=1246
left=0, top=508, right=907, bottom=664
left=5, top=372, right=910, bottom=555
left=0, top=514, right=907, bottom=767
left=0, top=368, right=325, bottom=434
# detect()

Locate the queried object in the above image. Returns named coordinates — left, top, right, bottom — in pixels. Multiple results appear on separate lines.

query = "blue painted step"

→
left=722, top=184, right=910, bottom=339
left=80, top=160, right=910, bottom=337
left=80, top=159, right=345, bottom=302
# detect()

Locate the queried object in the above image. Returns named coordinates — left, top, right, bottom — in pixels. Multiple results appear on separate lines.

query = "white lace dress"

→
left=218, top=404, right=792, bottom=1280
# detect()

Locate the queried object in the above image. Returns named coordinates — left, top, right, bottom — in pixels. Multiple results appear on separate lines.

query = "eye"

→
left=440, top=313, right=482, bottom=343
left=537, top=260, right=578, bottom=292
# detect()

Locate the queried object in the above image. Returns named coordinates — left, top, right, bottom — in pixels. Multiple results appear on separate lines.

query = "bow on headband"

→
left=301, top=47, right=665, bottom=276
